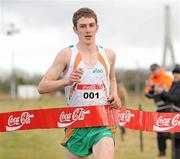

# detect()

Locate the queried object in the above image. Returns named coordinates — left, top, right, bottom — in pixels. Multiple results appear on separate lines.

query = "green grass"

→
left=0, top=95, right=172, bottom=159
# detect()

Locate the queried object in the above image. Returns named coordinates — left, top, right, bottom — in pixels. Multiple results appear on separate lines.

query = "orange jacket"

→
left=145, top=69, right=173, bottom=92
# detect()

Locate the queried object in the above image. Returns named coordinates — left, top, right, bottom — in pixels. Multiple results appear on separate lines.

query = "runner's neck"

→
left=77, top=42, right=98, bottom=55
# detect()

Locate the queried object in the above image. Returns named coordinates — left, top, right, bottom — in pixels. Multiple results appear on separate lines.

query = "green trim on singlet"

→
left=68, top=45, right=103, bottom=49
left=68, top=45, right=74, bottom=48
left=98, top=45, right=103, bottom=48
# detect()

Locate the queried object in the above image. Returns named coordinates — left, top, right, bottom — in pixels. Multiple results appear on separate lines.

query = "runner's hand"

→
left=66, top=69, right=83, bottom=86
left=108, top=95, right=122, bottom=109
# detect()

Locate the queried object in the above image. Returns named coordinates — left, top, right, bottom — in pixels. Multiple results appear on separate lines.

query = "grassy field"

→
left=0, top=94, right=172, bottom=159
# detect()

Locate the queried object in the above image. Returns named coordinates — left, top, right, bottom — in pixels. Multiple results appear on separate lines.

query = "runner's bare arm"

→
left=38, top=48, right=71, bottom=94
left=106, top=49, right=122, bottom=109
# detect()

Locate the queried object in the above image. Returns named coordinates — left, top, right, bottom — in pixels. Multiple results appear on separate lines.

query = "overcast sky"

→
left=0, top=0, right=179, bottom=74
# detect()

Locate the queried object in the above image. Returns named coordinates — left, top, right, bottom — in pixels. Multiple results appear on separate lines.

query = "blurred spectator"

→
left=155, top=64, right=180, bottom=159
left=145, top=63, right=173, bottom=157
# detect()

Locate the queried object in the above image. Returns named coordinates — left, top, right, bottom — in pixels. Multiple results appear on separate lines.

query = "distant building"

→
left=17, top=85, right=40, bottom=99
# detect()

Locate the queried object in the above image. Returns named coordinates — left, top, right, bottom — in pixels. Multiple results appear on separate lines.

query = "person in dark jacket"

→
left=155, top=64, right=180, bottom=158
left=145, top=64, right=173, bottom=157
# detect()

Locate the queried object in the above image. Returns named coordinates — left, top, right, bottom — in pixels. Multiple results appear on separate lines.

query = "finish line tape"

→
left=0, top=105, right=179, bottom=132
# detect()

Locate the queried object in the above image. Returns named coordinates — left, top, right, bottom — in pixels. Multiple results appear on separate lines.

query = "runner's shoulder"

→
left=104, top=48, right=116, bottom=64
left=58, top=47, right=72, bottom=56
left=104, top=48, right=116, bottom=56
left=56, top=47, right=72, bottom=61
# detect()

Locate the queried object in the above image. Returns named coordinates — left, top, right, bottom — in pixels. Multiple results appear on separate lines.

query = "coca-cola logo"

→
left=153, top=114, right=180, bottom=131
left=6, top=112, right=34, bottom=131
left=82, top=85, right=98, bottom=90
left=118, top=110, right=134, bottom=126
left=77, top=84, right=103, bottom=90
left=57, top=108, right=90, bottom=127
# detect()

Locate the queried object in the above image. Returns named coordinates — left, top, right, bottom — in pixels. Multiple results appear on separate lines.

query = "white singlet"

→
left=64, top=45, right=110, bottom=107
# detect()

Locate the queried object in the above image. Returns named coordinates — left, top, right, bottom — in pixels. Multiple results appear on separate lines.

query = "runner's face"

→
left=74, top=17, right=98, bottom=44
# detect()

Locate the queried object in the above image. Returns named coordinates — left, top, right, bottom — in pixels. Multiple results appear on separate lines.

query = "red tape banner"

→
left=0, top=105, right=179, bottom=132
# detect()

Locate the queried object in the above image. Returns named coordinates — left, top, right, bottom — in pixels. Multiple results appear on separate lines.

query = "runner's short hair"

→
left=73, top=7, right=98, bottom=27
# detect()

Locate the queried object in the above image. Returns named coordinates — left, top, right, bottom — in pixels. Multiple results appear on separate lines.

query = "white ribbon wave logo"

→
left=57, top=108, right=90, bottom=127
left=153, top=114, right=180, bottom=131
left=6, top=112, right=34, bottom=131
left=118, top=110, right=134, bottom=126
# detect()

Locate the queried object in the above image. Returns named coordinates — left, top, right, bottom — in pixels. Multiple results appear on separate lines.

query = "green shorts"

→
left=61, top=126, right=115, bottom=157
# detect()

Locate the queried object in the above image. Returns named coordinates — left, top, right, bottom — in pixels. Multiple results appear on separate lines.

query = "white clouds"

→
left=113, top=46, right=162, bottom=69
left=0, top=0, right=179, bottom=73
left=0, top=27, right=71, bottom=73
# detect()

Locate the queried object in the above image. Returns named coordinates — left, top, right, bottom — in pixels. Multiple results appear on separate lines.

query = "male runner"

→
left=38, top=7, right=121, bottom=159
